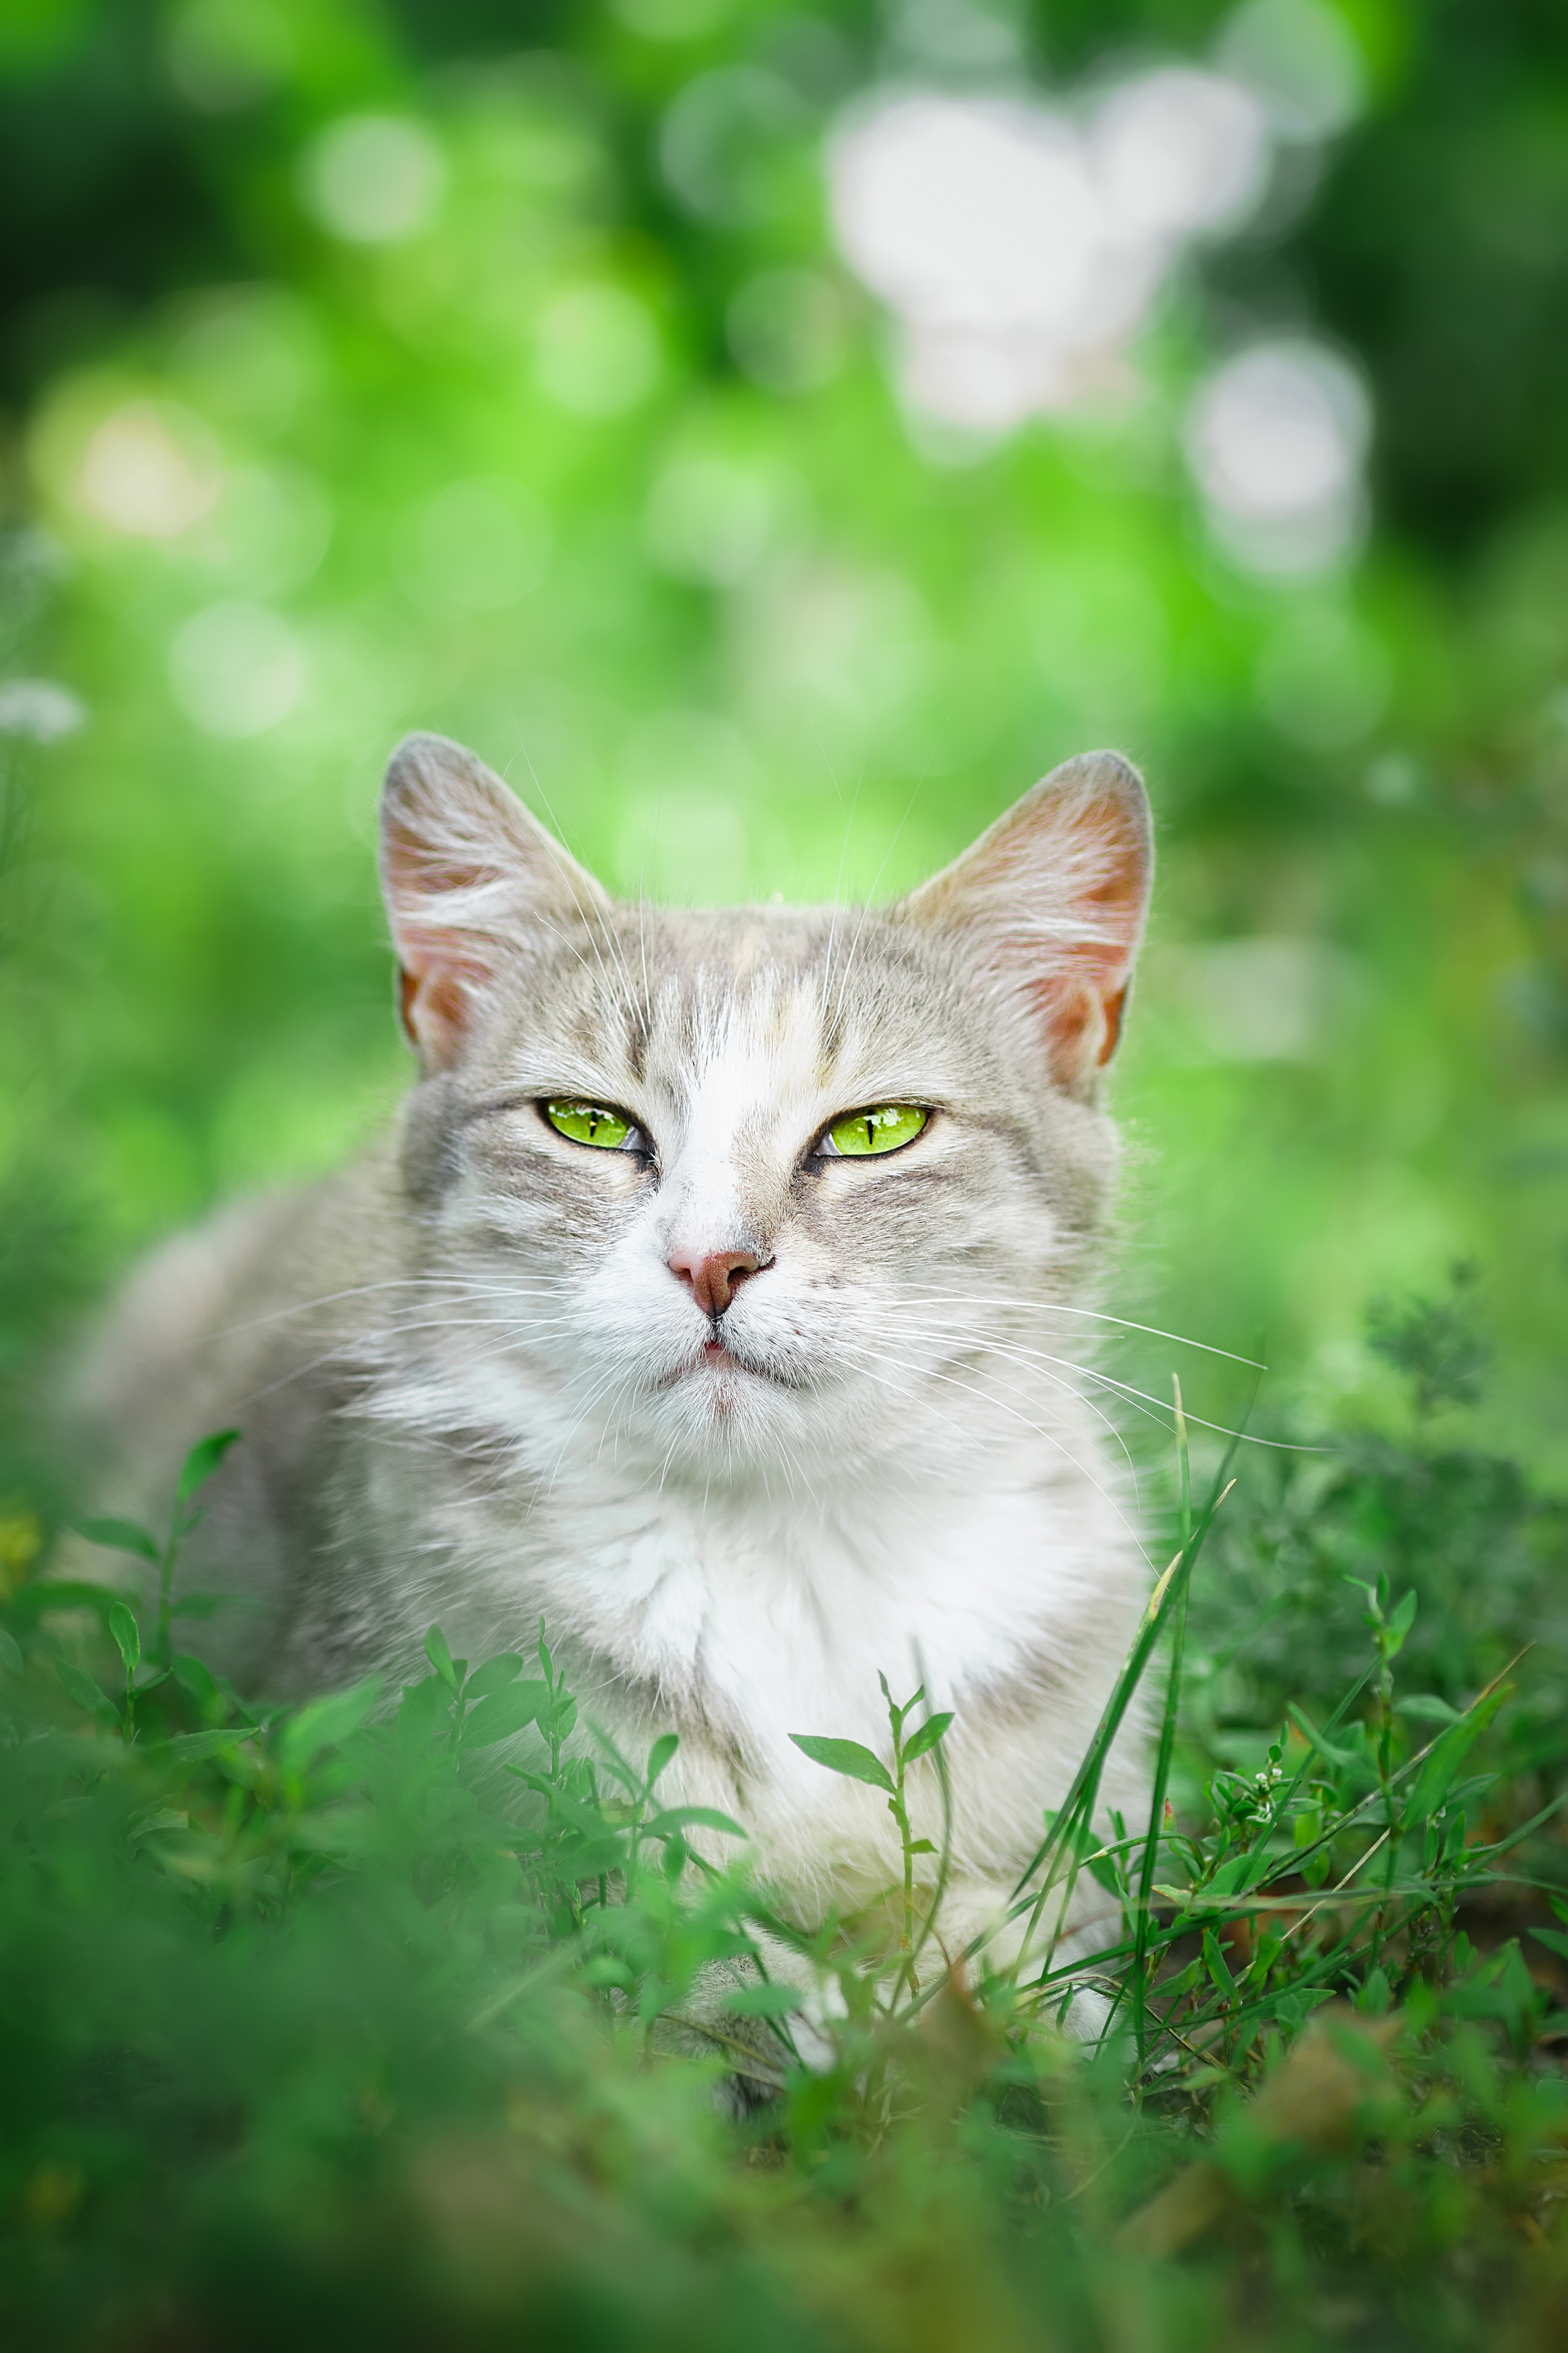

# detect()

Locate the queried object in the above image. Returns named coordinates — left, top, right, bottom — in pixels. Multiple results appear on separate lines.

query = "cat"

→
left=78, top=729, right=1155, bottom=2042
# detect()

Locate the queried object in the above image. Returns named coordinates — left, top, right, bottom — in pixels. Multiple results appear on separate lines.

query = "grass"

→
left=1, top=1301, right=1567, bottom=2351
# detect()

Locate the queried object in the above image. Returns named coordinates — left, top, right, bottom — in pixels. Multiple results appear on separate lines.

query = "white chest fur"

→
left=535, top=1470, right=1104, bottom=1734
left=427, top=1435, right=1137, bottom=1897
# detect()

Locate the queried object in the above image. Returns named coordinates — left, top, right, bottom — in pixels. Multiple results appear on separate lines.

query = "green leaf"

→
left=646, top=1732, right=679, bottom=1788
left=0, top=1627, right=22, bottom=1675
left=1385, top=1588, right=1418, bottom=1657
left=1082, top=1841, right=1126, bottom=1900
left=108, top=1600, right=140, bottom=1681
left=57, top=1661, right=116, bottom=1725
left=1202, top=1927, right=1236, bottom=1998
left=462, top=1680, right=548, bottom=1749
left=788, top=1734, right=894, bottom=1793
left=171, top=1653, right=219, bottom=1712
left=1397, top=1693, right=1464, bottom=1725
left=1444, top=1773, right=1498, bottom=1813
left=1358, top=1964, right=1393, bottom=2016
left=159, top=1728, right=247, bottom=1763
left=880, top=1675, right=922, bottom=1731
left=1406, top=1685, right=1510, bottom=1821
left=278, top=1678, right=381, bottom=1773
left=463, top=1654, right=524, bottom=1702
left=1288, top=1704, right=1368, bottom=1772
left=128, top=1806, right=190, bottom=1843
left=903, top=1710, right=954, bottom=1764
left=12, top=1581, right=130, bottom=1626
left=581, top=1955, right=636, bottom=1993
left=1205, top=1847, right=1274, bottom=1901
left=726, top=1981, right=807, bottom=2019
left=645, top=1805, right=749, bottom=1840
left=424, top=1624, right=458, bottom=1689
left=395, top=1676, right=448, bottom=1747
left=73, top=1516, right=159, bottom=1566
left=1533, top=1927, right=1568, bottom=1962
left=175, top=1427, right=241, bottom=1502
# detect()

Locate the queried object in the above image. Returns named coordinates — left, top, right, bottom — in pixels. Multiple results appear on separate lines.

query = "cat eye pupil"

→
left=824, top=1104, right=927, bottom=1159
left=544, top=1099, right=634, bottom=1150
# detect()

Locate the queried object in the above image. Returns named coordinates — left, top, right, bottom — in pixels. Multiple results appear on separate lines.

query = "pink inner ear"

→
left=1025, top=973, right=1128, bottom=1086
left=397, top=959, right=477, bottom=1058
left=378, top=732, right=616, bottom=1071
left=1007, top=797, right=1149, bottom=1086
left=907, top=757, right=1151, bottom=1093
left=1098, top=984, right=1130, bottom=1064
left=383, top=825, right=509, bottom=1066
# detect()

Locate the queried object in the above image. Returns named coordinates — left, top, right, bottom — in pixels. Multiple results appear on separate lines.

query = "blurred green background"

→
left=2, top=0, right=1567, bottom=1505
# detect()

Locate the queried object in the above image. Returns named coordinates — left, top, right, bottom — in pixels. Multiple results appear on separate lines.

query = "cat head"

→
left=376, top=733, right=1152, bottom=1489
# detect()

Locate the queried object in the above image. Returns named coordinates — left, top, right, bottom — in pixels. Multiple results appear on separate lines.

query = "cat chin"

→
left=650, top=1365, right=806, bottom=1449
left=621, top=1377, right=933, bottom=1492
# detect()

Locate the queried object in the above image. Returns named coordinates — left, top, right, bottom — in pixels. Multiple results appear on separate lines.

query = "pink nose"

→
left=667, top=1246, right=765, bottom=1318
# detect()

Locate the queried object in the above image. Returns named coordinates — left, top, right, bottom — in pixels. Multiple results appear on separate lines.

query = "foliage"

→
left=1193, top=1278, right=1568, bottom=1793
left=1367, top=1265, right=1493, bottom=1421
left=0, top=1388, right=1564, bottom=2350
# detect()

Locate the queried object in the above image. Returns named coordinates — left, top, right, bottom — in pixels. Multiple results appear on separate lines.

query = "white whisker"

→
left=891, top=1291, right=1266, bottom=1369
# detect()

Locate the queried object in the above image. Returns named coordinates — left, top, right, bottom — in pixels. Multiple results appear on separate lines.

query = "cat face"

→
left=377, top=735, right=1151, bottom=1490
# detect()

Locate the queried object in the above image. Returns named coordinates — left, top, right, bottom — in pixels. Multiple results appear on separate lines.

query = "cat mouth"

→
left=665, top=1334, right=798, bottom=1390
left=699, top=1337, right=764, bottom=1379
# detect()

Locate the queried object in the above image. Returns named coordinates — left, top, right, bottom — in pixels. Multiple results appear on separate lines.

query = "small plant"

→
left=32, top=1427, right=244, bottom=1737
left=790, top=1673, right=954, bottom=1996
left=1367, top=1261, right=1492, bottom=1419
left=73, top=1421, right=239, bottom=1637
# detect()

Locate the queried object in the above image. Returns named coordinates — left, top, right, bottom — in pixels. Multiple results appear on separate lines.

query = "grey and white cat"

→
left=81, top=731, right=1154, bottom=1999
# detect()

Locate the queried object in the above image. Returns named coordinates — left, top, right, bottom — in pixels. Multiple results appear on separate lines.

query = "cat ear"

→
left=901, top=751, right=1153, bottom=1096
left=379, top=732, right=610, bottom=1070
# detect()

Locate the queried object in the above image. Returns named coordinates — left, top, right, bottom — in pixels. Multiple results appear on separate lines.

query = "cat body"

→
left=80, top=733, right=1155, bottom=1981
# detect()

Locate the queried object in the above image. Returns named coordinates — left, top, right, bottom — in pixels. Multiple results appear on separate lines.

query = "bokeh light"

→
left=1217, top=0, right=1366, bottom=140
left=77, top=402, right=222, bottom=539
left=298, top=115, right=447, bottom=245
left=1186, top=340, right=1371, bottom=573
left=167, top=602, right=305, bottom=739
left=829, top=60, right=1278, bottom=432
left=534, top=284, right=663, bottom=415
left=0, top=678, right=85, bottom=742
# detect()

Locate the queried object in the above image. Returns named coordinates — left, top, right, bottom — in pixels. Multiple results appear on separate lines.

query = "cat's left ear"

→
left=379, top=732, right=611, bottom=1071
left=901, top=752, right=1153, bottom=1096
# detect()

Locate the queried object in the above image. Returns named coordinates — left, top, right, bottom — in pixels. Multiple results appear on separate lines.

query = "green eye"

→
left=544, top=1099, right=640, bottom=1151
left=822, top=1104, right=928, bottom=1159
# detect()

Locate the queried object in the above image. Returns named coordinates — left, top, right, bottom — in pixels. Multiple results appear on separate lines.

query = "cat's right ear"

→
left=900, top=750, right=1153, bottom=1098
left=378, top=732, right=610, bottom=1071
